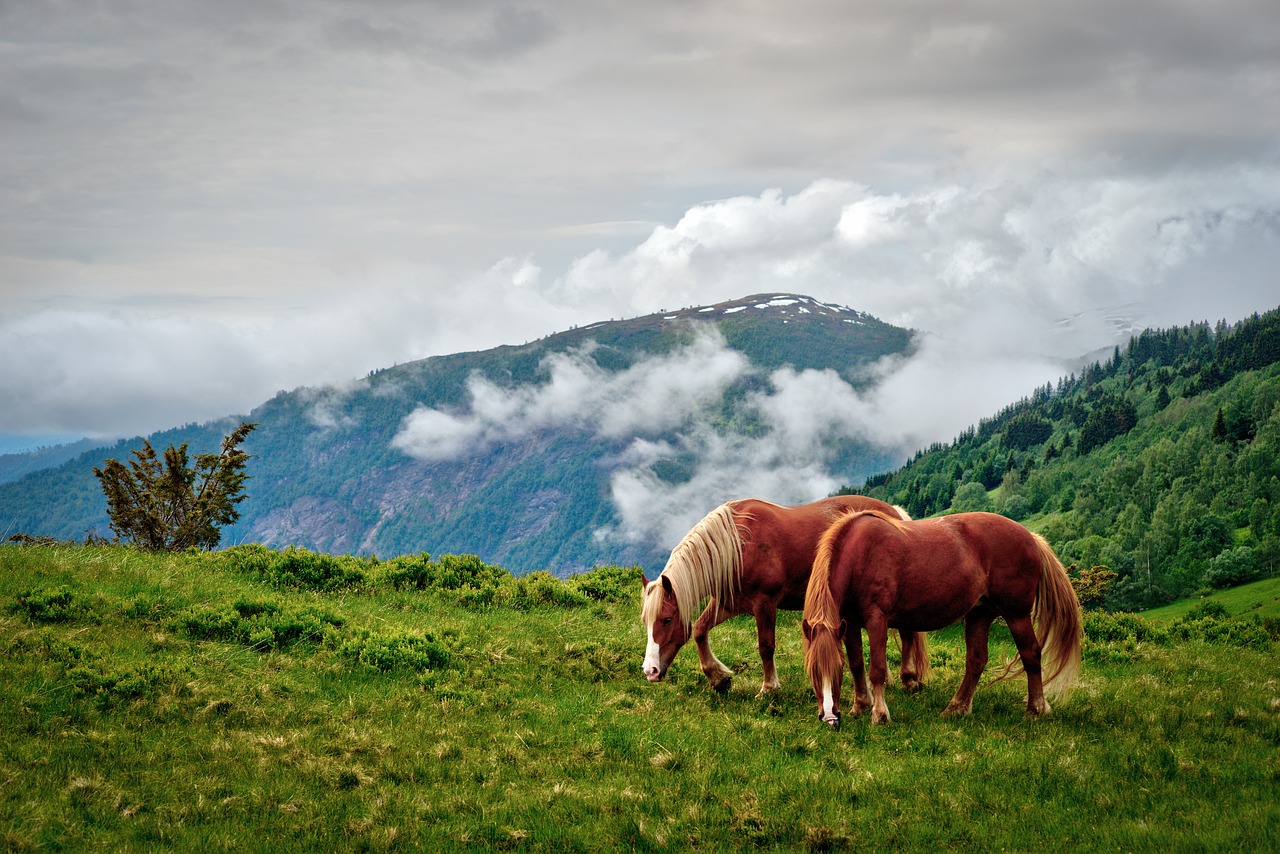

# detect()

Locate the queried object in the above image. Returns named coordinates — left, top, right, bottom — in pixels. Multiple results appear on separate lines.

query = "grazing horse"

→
left=640, top=496, right=926, bottom=696
left=803, top=510, right=1081, bottom=728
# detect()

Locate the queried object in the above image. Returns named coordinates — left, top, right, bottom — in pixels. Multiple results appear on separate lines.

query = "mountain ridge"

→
left=0, top=293, right=915, bottom=573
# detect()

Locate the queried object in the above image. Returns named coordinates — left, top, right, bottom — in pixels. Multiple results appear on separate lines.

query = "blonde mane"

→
left=803, top=509, right=907, bottom=679
left=642, top=502, right=746, bottom=633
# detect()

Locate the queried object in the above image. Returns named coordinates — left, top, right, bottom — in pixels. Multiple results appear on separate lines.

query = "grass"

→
left=2, top=543, right=1279, bottom=851
left=1140, top=576, right=1280, bottom=623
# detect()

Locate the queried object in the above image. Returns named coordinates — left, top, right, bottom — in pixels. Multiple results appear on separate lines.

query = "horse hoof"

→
left=712, top=676, right=732, bottom=695
left=901, top=679, right=923, bottom=694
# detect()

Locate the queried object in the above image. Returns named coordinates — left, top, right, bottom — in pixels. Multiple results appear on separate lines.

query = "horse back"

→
left=832, top=511, right=1043, bottom=630
left=730, top=495, right=900, bottom=607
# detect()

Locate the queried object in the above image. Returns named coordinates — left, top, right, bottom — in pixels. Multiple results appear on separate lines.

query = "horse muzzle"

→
left=820, top=711, right=842, bottom=730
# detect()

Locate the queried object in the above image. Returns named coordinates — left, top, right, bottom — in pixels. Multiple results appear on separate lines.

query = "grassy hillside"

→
left=1140, top=576, right=1280, bottom=623
left=3, top=543, right=1278, bottom=851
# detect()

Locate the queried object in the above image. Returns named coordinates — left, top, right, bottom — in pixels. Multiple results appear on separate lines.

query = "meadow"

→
left=2, top=543, right=1278, bottom=852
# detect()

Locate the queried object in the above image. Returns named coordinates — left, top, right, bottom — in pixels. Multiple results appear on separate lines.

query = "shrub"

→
left=1169, top=615, right=1272, bottom=650
left=566, top=564, right=646, bottom=603
left=1203, top=546, right=1260, bottom=589
left=217, top=544, right=368, bottom=592
left=499, top=571, right=590, bottom=610
left=173, top=599, right=343, bottom=650
left=9, top=587, right=79, bottom=623
left=1083, top=610, right=1169, bottom=645
left=340, top=629, right=453, bottom=673
left=1183, top=599, right=1230, bottom=621
left=380, top=552, right=437, bottom=590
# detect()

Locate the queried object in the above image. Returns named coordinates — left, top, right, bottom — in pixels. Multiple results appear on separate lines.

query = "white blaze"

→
left=821, top=678, right=838, bottom=721
left=643, top=624, right=662, bottom=678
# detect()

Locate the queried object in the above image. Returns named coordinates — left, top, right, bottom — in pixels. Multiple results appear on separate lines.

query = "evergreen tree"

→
left=93, top=422, right=257, bottom=551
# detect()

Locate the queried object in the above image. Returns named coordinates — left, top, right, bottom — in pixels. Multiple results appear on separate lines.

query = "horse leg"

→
left=753, top=601, right=781, bottom=697
left=865, top=615, right=892, bottom=724
left=943, top=607, right=994, bottom=717
left=844, top=627, right=873, bottom=714
left=692, top=598, right=736, bottom=693
left=899, top=630, right=923, bottom=693
left=1005, top=613, right=1050, bottom=716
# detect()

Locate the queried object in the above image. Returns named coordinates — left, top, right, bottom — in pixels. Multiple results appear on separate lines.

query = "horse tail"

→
left=803, top=512, right=854, bottom=681
left=1030, top=533, right=1083, bottom=700
left=897, top=629, right=931, bottom=684
left=990, top=532, right=1082, bottom=699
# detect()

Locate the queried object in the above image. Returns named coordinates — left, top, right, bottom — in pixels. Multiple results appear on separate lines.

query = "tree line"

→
left=846, top=307, right=1280, bottom=610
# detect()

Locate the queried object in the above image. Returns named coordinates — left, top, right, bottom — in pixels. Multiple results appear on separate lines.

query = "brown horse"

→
left=803, top=510, right=1081, bottom=728
left=641, top=495, right=926, bottom=696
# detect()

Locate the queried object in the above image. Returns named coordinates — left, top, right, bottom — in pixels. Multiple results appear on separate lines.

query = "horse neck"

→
left=804, top=513, right=849, bottom=631
left=661, top=504, right=743, bottom=629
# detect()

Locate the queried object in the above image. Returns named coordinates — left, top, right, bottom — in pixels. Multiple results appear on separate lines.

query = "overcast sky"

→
left=3, top=0, right=1280, bottom=458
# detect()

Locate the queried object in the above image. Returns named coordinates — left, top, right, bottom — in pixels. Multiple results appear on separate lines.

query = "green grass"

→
left=2, top=544, right=1279, bottom=851
left=1140, top=576, right=1280, bottom=623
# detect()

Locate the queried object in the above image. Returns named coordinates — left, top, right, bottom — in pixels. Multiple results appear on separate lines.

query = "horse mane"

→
left=803, top=510, right=908, bottom=681
left=642, top=502, right=746, bottom=633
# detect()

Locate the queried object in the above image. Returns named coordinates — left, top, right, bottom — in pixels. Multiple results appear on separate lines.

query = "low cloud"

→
left=390, top=328, right=751, bottom=461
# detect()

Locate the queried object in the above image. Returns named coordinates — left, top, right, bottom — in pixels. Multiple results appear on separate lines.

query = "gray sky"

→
left=3, top=0, right=1280, bottom=456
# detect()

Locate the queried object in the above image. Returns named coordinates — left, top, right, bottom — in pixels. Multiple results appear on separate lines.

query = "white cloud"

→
left=390, top=327, right=752, bottom=461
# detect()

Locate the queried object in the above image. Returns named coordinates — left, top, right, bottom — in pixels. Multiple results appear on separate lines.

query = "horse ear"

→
left=661, top=575, right=674, bottom=595
left=801, top=619, right=814, bottom=641
left=640, top=572, right=650, bottom=587
left=837, top=619, right=848, bottom=640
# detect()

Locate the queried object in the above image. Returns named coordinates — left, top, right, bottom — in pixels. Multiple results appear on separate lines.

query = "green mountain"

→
left=0, top=294, right=913, bottom=574
left=843, top=305, right=1280, bottom=611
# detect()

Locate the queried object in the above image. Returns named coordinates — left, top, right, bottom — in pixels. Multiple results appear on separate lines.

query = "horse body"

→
left=641, top=495, right=925, bottom=696
left=803, top=510, right=1081, bottom=727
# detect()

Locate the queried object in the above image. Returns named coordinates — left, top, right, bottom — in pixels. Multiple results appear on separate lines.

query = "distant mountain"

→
left=0, top=294, right=914, bottom=573
left=0, top=439, right=103, bottom=486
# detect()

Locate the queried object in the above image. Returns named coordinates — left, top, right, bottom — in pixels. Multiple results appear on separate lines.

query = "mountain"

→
left=0, top=294, right=914, bottom=574
left=843, top=305, right=1280, bottom=611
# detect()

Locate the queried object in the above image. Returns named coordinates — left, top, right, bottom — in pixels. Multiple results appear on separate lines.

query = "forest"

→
left=847, top=305, right=1280, bottom=611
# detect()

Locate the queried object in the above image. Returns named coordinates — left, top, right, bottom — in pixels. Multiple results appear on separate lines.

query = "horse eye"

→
left=661, top=617, right=673, bottom=626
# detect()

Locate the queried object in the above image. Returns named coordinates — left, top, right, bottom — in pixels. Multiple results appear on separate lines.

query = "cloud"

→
left=390, top=327, right=752, bottom=461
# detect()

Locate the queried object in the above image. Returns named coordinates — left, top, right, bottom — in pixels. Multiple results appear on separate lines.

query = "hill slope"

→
left=0, top=294, right=913, bottom=574
left=845, top=304, right=1280, bottom=610
left=2, top=542, right=1276, bottom=850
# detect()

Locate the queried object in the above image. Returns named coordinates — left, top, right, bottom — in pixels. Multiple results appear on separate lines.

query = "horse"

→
left=802, top=510, right=1082, bottom=728
left=640, top=495, right=926, bottom=697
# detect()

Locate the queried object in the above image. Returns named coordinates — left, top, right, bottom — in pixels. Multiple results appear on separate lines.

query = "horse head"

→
left=640, top=574, right=690, bottom=682
left=802, top=617, right=847, bottom=729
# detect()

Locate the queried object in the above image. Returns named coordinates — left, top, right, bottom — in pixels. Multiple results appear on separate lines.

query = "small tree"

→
left=93, top=422, right=257, bottom=551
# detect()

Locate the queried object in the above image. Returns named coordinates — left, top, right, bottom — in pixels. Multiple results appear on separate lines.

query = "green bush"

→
left=565, top=564, right=645, bottom=603
left=9, top=587, right=79, bottom=623
left=1170, top=615, right=1272, bottom=650
left=173, top=599, right=343, bottom=650
left=340, top=628, right=453, bottom=673
left=1083, top=610, right=1169, bottom=645
left=380, top=552, right=437, bottom=590
left=499, top=570, right=590, bottom=610
left=216, top=544, right=369, bottom=592
left=1203, top=546, right=1261, bottom=589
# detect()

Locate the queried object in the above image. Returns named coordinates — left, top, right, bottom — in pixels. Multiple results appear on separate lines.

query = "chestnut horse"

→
left=641, top=496, right=926, bottom=696
left=803, top=510, right=1081, bottom=728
